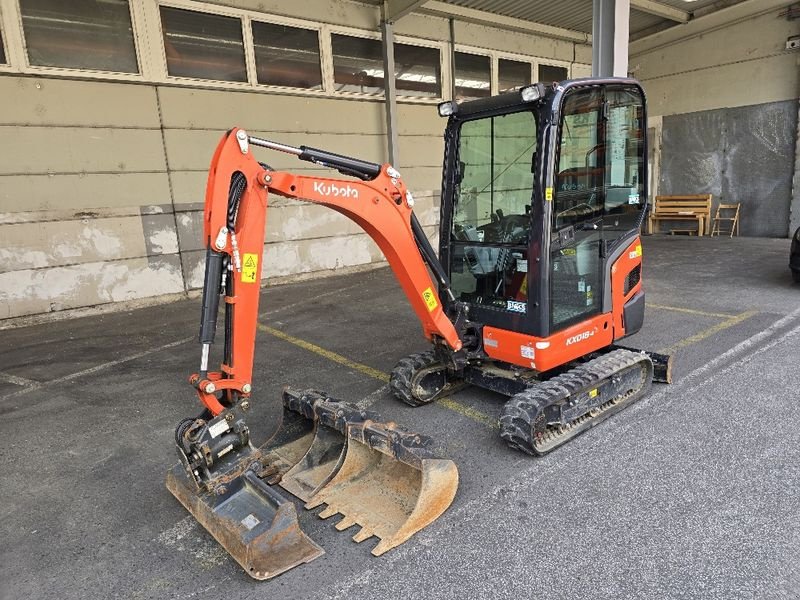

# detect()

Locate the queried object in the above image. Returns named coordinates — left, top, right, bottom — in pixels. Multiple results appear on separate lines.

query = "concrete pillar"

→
left=380, top=17, right=399, bottom=166
left=592, top=0, right=630, bottom=77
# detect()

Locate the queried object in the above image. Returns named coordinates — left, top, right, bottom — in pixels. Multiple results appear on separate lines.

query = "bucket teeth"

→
left=281, top=388, right=458, bottom=556
left=352, top=527, right=374, bottom=543
left=301, top=409, right=459, bottom=557
left=334, top=515, right=357, bottom=531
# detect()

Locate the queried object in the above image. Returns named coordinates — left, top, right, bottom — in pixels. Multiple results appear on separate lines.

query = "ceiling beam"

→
left=383, top=0, right=430, bottom=23
left=630, top=0, right=690, bottom=23
left=418, top=0, right=591, bottom=43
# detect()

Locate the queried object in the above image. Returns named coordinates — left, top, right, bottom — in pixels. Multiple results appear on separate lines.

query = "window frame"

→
left=11, top=0, right=145, bottom=80
left=157, top=1, right=252, bottom=88
left=0, top=0, right=589, bottom=101
left=327, top=24, right=446, bottom=103
left=452, top=45, right=492, bottom=98
left=0, top=5, right=8, bottom=66
left=250, top=18, right=325, bottom=93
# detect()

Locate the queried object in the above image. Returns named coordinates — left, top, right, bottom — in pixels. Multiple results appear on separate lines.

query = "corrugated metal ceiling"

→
left=369, top=0, right=751, bottom=38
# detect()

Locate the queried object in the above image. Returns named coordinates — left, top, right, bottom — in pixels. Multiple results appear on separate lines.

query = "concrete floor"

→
left=1, top=235, right=798, bottom=600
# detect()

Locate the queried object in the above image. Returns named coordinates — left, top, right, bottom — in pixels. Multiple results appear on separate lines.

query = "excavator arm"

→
left=168, top=127, right=460, bottom=580
left=193, top=127, right=461, bottom=416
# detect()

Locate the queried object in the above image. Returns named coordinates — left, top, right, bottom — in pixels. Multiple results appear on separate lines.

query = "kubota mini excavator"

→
left=167, top=77, right=672, bottom=580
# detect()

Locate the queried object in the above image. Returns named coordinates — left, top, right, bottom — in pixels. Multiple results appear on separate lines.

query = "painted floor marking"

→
left=259, top=323, right=496, bottom=429
left=0, top=336, right=194, bottom=401
left=647, top=303, right=737, bottom=319
left=0, top=279, right=364, bottom=403
left=259, top=324, right=390, bottom=383
left=0, top=372, right=40, bottom=387
left=322, top=305, right=800, bottom=600
left=659, top=310, right=758, bottom=355
left=438, top=397, right=498, bottom=430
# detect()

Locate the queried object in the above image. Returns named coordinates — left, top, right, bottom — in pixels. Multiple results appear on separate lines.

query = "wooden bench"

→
left=648, top=194, right=712, bottom=236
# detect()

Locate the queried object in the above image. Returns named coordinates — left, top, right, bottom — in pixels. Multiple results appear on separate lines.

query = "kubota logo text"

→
left=313, top=182, right=359, bottom=199
left=565, top=329, right=595, bottom=346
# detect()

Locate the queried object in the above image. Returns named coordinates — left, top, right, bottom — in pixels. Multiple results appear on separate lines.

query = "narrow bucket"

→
left=305, top=419, right=459, bottom=556
left=166, top=464, right=323, bottom=579
left=278, top=389, right=379, bottom=502
left=256, top=403, right=316, bottom=484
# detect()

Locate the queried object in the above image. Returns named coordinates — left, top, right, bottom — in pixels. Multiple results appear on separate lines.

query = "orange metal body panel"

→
left=610, top=236, right=644, bottom=338
left=192, top=128, right=460, bottom=415
left=482, top=236, right=644, bottom=373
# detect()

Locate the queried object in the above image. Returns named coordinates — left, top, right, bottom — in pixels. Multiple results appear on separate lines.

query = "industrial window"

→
left=160, top=6, right=247, bottom=82
left=498, top=58, right=531, bottom=92
left=538, top=63, right=568, bottom=83
left=19, top=0, right=138, bottom=73
left=331, top=34, right=440, bottom=98
left=454, top=52, right=490, bottom=100
left=394, top=43, right=440, bottom=98
left=331, top=33, right=384, bottom=95
left=252, top=21, right=321, bottom=90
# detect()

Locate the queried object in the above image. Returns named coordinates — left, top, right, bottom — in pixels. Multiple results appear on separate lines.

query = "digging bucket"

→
left=278, top=389, right=381, bottom=502
left=301, top=400, right=459, bottom=556
left=166, top=461, right=323, bottom=580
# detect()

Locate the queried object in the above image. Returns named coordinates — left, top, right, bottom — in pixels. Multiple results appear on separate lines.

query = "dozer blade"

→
left=166, top=463, right=323, bottom=580
left=302, top=407, right=459, bottom=556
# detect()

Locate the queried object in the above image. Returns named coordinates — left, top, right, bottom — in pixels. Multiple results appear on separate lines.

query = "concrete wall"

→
left=631, top=1, right=800, bottom=236
left=0, top=0, right=590, bottom=321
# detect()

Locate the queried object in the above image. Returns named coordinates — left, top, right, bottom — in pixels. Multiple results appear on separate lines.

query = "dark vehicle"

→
left=791, top=226, right=800, bottom=283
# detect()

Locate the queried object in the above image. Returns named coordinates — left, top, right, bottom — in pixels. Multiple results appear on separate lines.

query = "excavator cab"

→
left=439, top=80, right=648, bottom=341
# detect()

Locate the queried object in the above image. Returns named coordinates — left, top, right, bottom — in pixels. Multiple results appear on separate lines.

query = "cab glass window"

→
left=448, top=111, right=537, bottom=312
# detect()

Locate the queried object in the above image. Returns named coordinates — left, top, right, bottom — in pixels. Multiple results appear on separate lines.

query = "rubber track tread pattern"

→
left=499, top=349, right=652, bottom=456
left=390, top=351, right=439, bottom=407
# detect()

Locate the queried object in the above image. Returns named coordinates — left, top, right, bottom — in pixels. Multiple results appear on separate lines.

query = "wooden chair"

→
left=711, top=203, right=740, bottom=238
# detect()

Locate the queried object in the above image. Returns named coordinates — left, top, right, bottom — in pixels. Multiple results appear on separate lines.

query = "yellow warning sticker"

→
left=589, top=388, right=598, bottom=398
left=545, top=187, right=553, bottom=201
left=241, top=253, right=258, bottom=283
left=422, top=287, right=438, bottom=312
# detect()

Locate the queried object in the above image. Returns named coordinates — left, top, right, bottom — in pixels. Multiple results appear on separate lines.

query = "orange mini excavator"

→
left=166, top=77, right=671, bottom=580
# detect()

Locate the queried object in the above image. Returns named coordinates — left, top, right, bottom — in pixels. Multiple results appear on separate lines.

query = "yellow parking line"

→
left=438, top=397, right=499, bottom=430
left=260, top=323, right=496, bottom=429
left=647, top=303, right=737, bottom=319
left=258, top=324, right=389, bottom=383
left=659, top=310, right=758, bottom=354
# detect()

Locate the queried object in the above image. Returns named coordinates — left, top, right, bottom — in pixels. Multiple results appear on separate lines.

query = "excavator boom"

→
left=167, top=128, right=460, bottom=579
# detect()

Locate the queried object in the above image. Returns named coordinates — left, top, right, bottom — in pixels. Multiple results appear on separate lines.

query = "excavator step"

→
left=167, top=388, right=459, bottom=579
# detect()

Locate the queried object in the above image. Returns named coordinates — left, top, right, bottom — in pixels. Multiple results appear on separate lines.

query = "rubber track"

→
left=499, top=349, right=652, bottom=456
left=390, top=350, right=439, bottom=407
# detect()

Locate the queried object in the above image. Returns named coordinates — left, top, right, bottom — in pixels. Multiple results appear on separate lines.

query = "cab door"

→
left=550, top=84, right=646, bottom=333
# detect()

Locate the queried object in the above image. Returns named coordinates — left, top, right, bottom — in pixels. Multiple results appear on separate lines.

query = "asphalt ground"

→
left=1, top=235, right=798, bottom=600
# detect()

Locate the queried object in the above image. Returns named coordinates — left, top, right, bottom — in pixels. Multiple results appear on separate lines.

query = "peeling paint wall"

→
left=0, top=1, right=586, bottom=321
